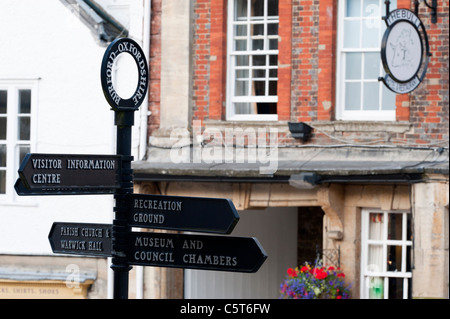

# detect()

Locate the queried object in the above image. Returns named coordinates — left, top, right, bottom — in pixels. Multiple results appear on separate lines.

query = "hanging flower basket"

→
left=280, top=261, right=351, bottom=299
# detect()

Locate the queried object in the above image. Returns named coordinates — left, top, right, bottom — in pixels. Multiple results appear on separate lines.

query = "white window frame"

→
left=360, top=209, right=413, bottom=299
left=0, top=80, right=38, bottom=203
left=336, top=0, right=397, bottom=121
left=226, top=0, right=279, bottom=121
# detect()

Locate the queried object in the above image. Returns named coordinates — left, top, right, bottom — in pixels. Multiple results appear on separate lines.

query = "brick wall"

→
left=149, top=0, right=449, bottom=147
left=148, top=0, right=161, bottom=137
left=408, top=0, right=449, bottom=145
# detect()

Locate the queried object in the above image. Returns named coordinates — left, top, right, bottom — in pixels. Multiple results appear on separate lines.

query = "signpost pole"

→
left=111, top=111, right=134, bottom=299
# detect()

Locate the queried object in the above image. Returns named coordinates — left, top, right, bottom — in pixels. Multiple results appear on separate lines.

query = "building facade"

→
left=0, top=0, right=147, bottom=299
left=0, top=0, right=448, bottom=300
left=132, top=0, right=449, bottom=299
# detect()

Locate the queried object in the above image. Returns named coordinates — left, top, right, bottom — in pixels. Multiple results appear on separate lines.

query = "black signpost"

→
left=127, top=194, right=240, bottom=234
left=48, top=222, right=112, bottom=257
left=16, top=37, right=267, bottom=299
left=16, top=154, right=121, bottom=195
left=128, top=232, right=267, bottom=273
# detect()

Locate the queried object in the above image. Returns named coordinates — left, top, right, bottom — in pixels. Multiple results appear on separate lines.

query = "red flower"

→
left=328, top=266, right=335, bottom=271
left=287, top=268, right=298, bottom=277
left=300, top=266, right=309, bottom=273
left=313, top=268, right=328, bottom=280
left=337, top=295, right=342, bottom=299
left=337, top=273, right=345, bottom=278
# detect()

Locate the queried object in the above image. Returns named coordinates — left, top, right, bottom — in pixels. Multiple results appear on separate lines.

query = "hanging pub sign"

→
left=380, top=8, right=431, bottom=94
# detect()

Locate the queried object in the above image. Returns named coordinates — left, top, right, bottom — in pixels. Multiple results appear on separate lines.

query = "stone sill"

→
left=204, top=120, right=412, bottom=134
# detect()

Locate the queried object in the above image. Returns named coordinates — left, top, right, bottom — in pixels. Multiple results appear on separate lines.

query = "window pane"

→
left=236, top=69, right=249, bottom=79
left=269, top=39, right=278, bottom=50
left=346, top=0, right=361, bottom=17
left=388, top=277, right=404, bottom=299
left=19, top=145, right=30, bottom=166
left=362, top=19, right=380, bottom=48
left=388, top=213, right=403, bottom=240
left=369, top=212, right=384, bottom=239
left=251, top=0, right=264, bottom=18
left=406, top=246, right=412, bottom=272
left=0, top=170, right=6, bottom=194
left=252, top=24, right=264, bottom=36
left=0, top=91, right=7, bottom=114
left=268, top=81, right=277, bottom=95
left=253, top=55, right=266, bottom=66
left=235, top=103, right=254, bottom=114
left=268, top=23, right=278, bottom=35
left=235, top=25, right=247, bottom=36
left=252, top=39, right=264, bottom=50
left=18, top=117, right=31, bottom=140
left=344, top=20, right=360, bottom=48
left=235, top=80, right=249, bottom=96
left=269, top=69, right=277, bottom=77
left=269, top=55, right=277, bottom=66
left=235, top=0, right=248, bottom=20
left=406, top=213, right=412, bottom=241
left=19, top=90, right=31, bottom=114
left=364, top=53, right=379, bottom=79
left=268, top=0, right=278, bottom=16
left=387, top=245, right=402, bottom=272
left=236, top=55, right=249, bottom=66
left=253, top=81, right=265, bottom=95
left=364, top=0, right=380, bottom=17
left=345, top=82, right=361, bottom=110
left=382, top=85, right=396, bottom=110
left=368, top=244, right=383, bottom=271
left=363, top=82, right=379, bottom=110
left=253, top=69, right=265, bottom=78
left=0, top=118, right=6, bottom=140
left=235, top=40, right=247, bottom=51
left=0, top=145, right=6, bottom=167
left=368, top=277, right=384, bottom=299
left=346, top=53, right=362, bottom=79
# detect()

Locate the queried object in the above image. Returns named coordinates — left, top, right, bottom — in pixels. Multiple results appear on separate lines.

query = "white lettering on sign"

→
left=60, top=240, right=103, bottom=252
left=134, top=251, right=175, bottom=263
left=180, top=239, right=238, bottom=267
left=387, top=9, right=421, bottom=28
left=104, top=39, right=148, bottom=108
left=182, top=240, right=203, bottom=250
left=385, top=75, right=420, bottom=94
left=134, top=199, right=182, bottom=211
left=134, top=236, right=175, bottom=249
left=32, top=173, right=61, bottom=184
left=182, top=254, right=238, bottom=267
left=32, top=159, right=62, bottom=169
left=133, top=213, right=165, bottom=225
left=61, top=227, right=79, bottom=236
left=66, top=159, right=115, bottom=170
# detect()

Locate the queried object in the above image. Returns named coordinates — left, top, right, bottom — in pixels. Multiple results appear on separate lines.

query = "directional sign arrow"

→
left=127, top=194, right=240, bottom=234
left=48, top=222, right=112, bottom=257
left=127, top=232, right=267, bottom=273
left=17, top=153, right=121, bottom=194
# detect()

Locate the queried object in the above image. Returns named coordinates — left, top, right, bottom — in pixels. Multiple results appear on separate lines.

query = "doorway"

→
left=297, top=207, right=324, bottom=266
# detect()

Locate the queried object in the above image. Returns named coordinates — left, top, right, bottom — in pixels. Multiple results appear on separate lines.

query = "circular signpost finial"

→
left=101, top=37, right=149, bottom=112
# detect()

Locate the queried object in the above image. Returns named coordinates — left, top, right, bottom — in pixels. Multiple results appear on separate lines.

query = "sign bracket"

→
left=415, top=0, right=438, bottom=24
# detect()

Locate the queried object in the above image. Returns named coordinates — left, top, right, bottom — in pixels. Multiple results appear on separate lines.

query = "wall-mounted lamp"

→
left=288, top=122, right=313, bottom=142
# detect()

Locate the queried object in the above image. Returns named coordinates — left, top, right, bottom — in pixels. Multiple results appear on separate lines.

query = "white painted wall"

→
left=185, top=207, right=298, bottom=299
left=0, top=0, right=144, bottom=255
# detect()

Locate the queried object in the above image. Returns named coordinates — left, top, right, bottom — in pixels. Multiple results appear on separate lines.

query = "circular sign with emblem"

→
left=380, top=9, right=430, bottom=94
left=101, top=38, right=149, bottom=111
